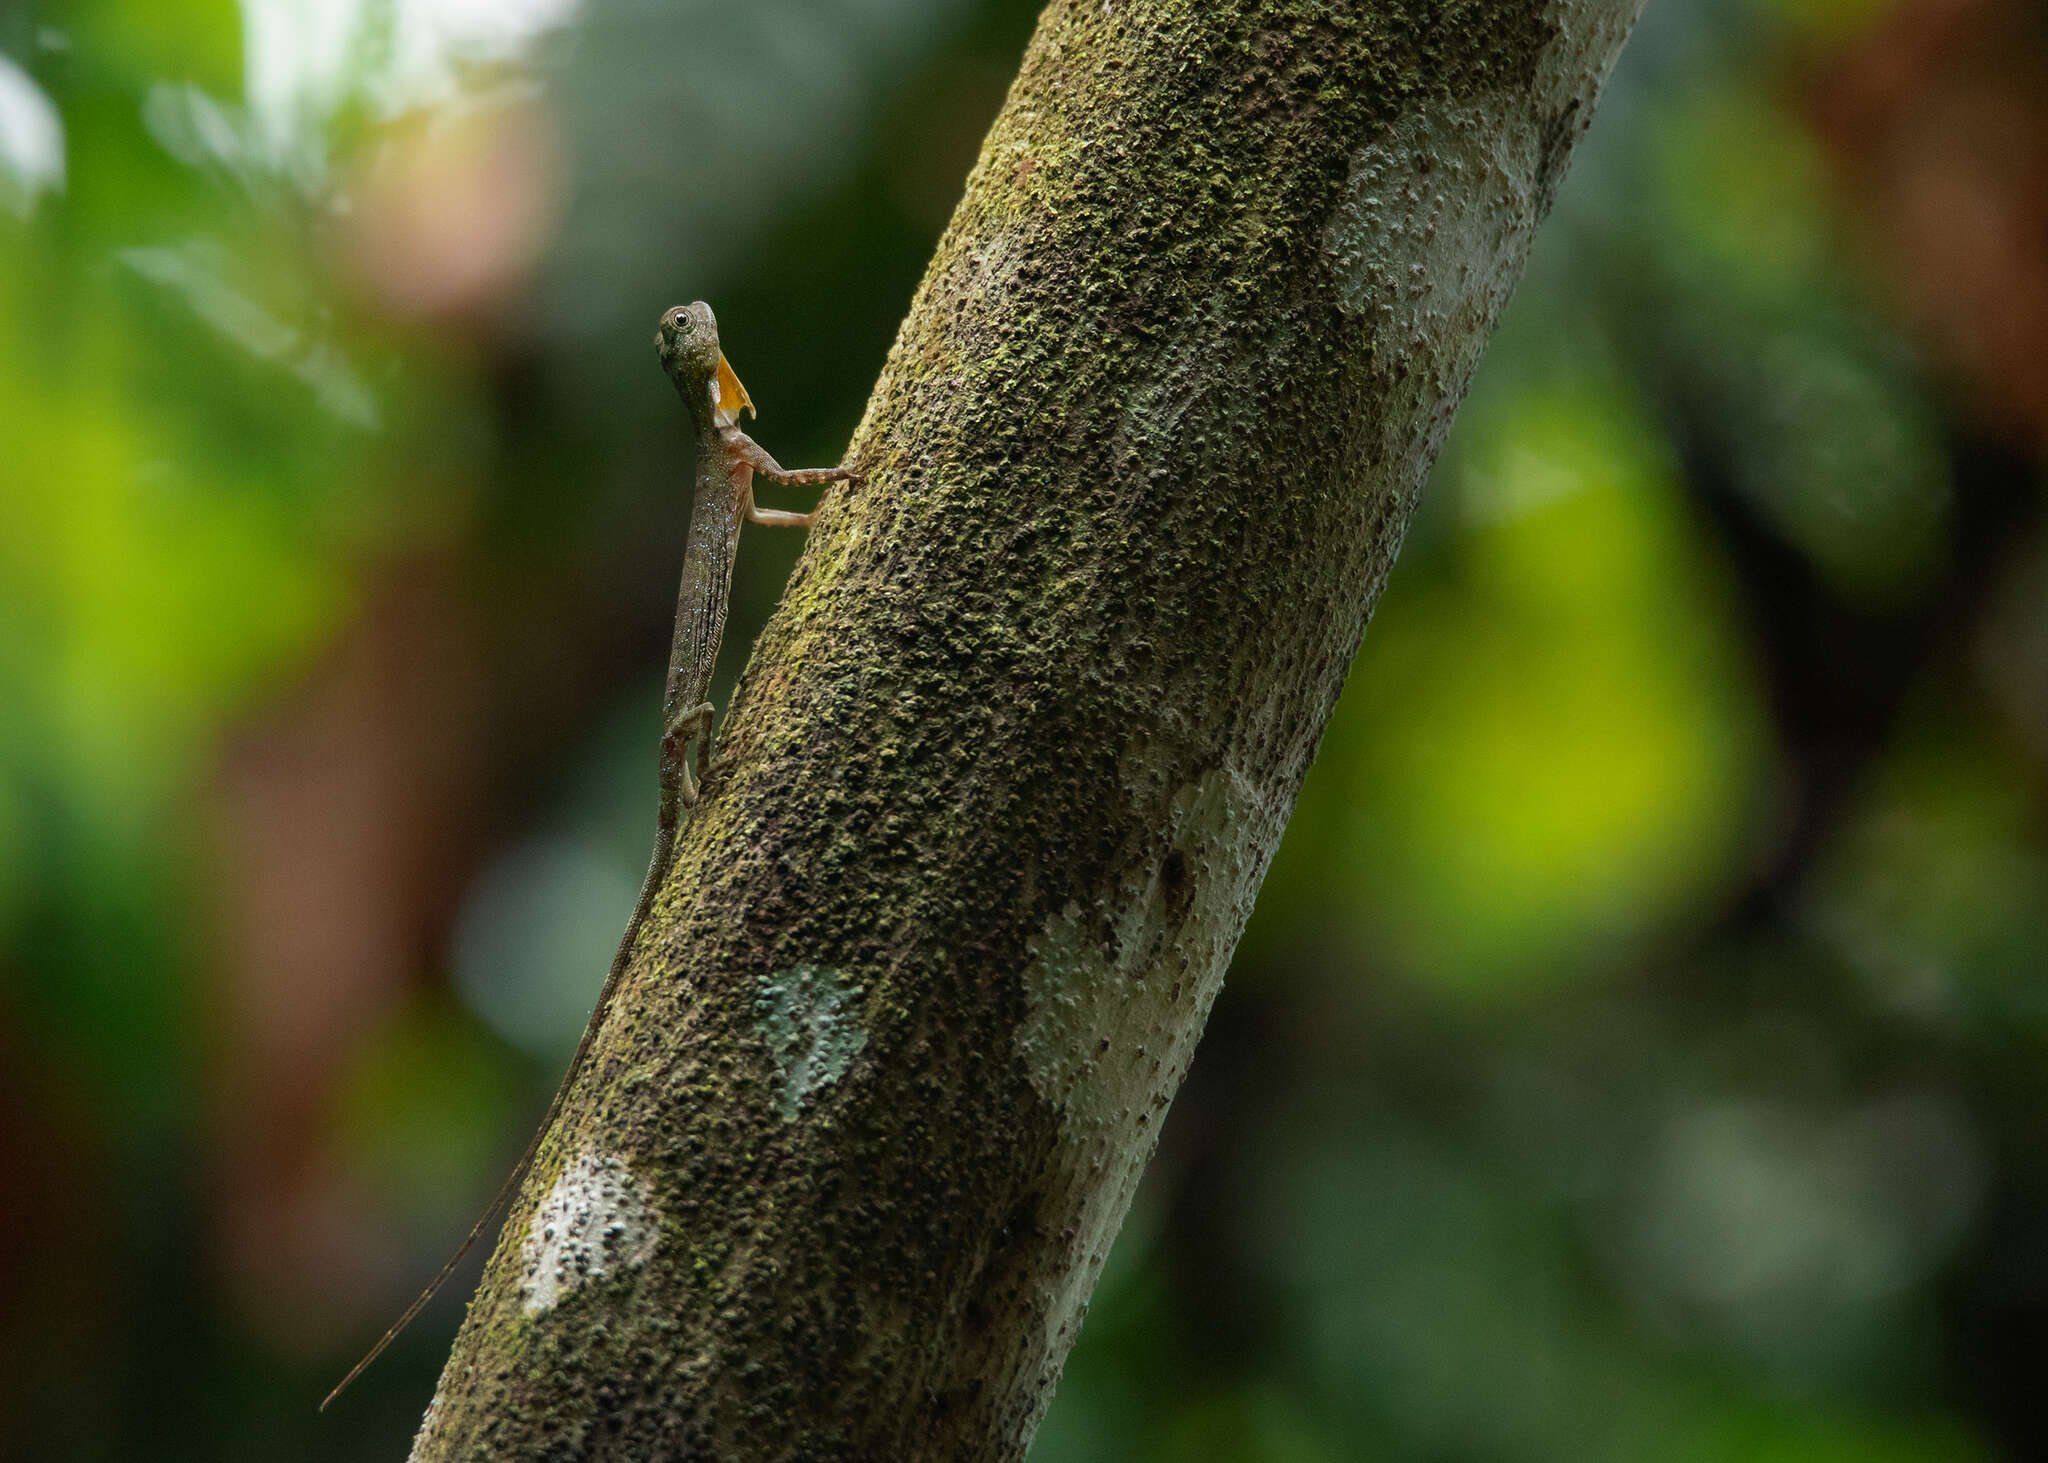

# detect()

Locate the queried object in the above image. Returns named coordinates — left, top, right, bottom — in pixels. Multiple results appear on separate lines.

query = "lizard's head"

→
left=656, top=301, right=720, bottom=386
left=656, top=301, right=753, bottom=427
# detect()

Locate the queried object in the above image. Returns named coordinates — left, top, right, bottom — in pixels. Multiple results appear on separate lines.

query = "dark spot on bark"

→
left=1160, top=846, right=1193, bottom=921
left=1534, top=97, right=1582, bottom=213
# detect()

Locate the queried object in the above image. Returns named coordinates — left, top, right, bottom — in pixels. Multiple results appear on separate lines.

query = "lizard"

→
left=321, top=300, right=855, bottom=1410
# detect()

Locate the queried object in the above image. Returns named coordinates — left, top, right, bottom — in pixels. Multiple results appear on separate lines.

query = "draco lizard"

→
left=322, top=301, right=855, bottom=1410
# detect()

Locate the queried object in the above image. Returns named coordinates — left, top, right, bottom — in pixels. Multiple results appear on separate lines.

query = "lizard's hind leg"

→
left=662, top=700, right=717, bottom=811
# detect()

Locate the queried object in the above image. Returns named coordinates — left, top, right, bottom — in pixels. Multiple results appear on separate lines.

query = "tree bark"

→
left=409, top=0, right=1644, bottom=1457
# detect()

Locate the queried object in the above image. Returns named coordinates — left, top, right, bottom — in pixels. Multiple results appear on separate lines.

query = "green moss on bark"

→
left=409, top=0, right=1643, bottom=1458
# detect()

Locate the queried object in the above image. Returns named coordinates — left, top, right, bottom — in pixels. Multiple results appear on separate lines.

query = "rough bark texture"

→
left=410, top=0, right=1643, bottom=1457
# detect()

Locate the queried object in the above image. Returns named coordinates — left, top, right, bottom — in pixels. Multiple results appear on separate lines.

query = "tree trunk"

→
left=409, top=0, right=1644, bottom=1456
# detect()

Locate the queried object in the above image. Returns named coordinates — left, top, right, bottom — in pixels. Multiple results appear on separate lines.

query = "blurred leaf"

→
left=122, top=239, right=381, bottom=426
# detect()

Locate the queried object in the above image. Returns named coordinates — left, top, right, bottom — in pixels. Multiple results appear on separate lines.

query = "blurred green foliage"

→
left=1272, top=378, right=1768, bottom=995
left=3, top=0, right=2045, bottom=1460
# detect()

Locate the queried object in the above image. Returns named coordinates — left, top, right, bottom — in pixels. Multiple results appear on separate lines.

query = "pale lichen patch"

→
left=518, top=1150, right=659, bottom=1315
left=1019, top=760, right=1282, bottom=1369
left=1324, top=0, right=1640, bottom=348
left=1019, top=764, right=1276, bottom=1130
left=1323, top=0, right=1646, bottom=479
left=1324, top=99, right=1535, bottom=350
left=755, top=965, right=869, bottom=1123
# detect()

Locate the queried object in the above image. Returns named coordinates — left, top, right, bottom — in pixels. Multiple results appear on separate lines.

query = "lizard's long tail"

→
left=320, top=820, right=678, bottom=1411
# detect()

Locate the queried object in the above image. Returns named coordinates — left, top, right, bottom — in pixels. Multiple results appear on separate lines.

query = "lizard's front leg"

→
left=730, top=432, right=857, bottom=488
left=661, top=700, right=717, bottom=815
